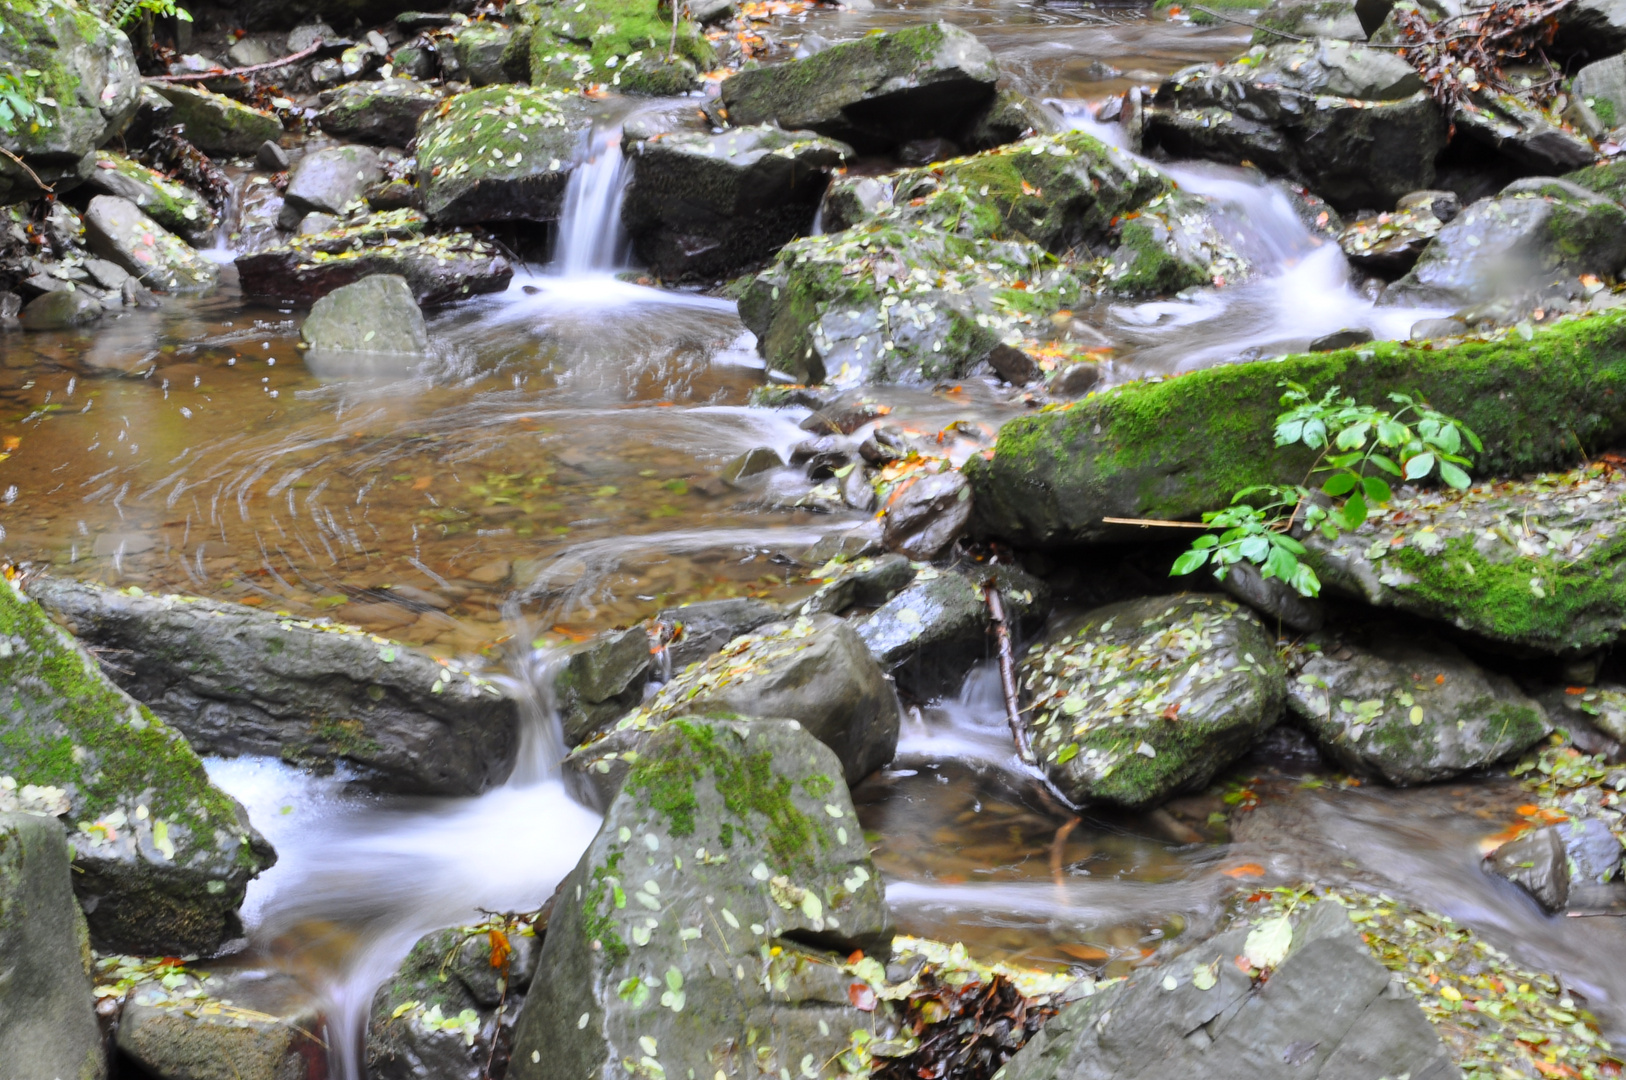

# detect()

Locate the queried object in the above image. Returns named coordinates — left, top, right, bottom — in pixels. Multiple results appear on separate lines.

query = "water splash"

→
left=553, top=127, right=631, bottom=276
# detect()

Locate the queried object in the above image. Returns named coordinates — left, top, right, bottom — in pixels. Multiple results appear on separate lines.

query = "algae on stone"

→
left=520, top=0, right=714, bottom=91
left=0, top=576, right=273, bottom=955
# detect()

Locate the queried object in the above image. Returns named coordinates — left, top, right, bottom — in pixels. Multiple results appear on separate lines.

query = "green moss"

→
left=522, top=0, right=713, bottom=89
left=969, top=308, right=1626, bottom=546
left=1108, top=218, right=1209, bottom=295
left=1564, top=159, right=1626, bottom=203
left=583, top=850, right=628, bottom=963
left=625, top=719, right=827, bottom=872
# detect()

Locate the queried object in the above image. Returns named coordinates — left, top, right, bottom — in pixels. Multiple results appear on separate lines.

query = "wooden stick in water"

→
left=984, top=581, right=1031, bottom=762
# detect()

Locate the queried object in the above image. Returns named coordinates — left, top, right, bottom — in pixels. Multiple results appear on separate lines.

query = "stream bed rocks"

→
left=0, top=577, right=273, bottom=955
left=28, top=575, right=518, bottom=797
left=510, top=717, right=893, bottom=1080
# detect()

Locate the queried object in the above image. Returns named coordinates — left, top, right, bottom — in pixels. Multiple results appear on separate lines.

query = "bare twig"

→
left=0, top=146, right=52, bottom=192
left=145, top=40, right=322, bottom=82
left=1100, top=516, right=1212, bottom=529
left=984, top=581, right=1031, bottom=762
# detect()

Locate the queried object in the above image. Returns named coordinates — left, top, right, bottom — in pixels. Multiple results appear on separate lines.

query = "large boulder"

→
left=82, top=152, right=218, bottom=246
left=29, top=576, right=517, bottom=796
left=300, top=273, right=430, bottom=360
left=0, top=576, right=273, bottom=955
left=622, top=125, right=850, bottom=281
left=738, top=128, right=1242, bottom=385
left=556, top=625, right=656, bottom=749
left=999, top=900, right=1459, bottom=1080
left=1145, top=40, right=1448, bottom=212
left=0, top=812, right=104, bottom=1080
left=1018, top=594, right=1285, bottom=808
left=280, top=144, right=385, bottom=224
left=1385, top=178, right=1626, bottom=311
left=235, top=210, right=513, bottom=305
left=965, top=308, right=1626, bottom=547
left=115, top=967, right=327, bottom=1080
left=83, top=195, right=219, bottom=293
left=569, top=615, right=899, bottom=790
left=315, top=78, right=443, bottom=148
left=441, top=22, right=530, bottom=86
left=1452, top=91, right=1597, bottom=177
left=720, top=22, right=999, bottom=154
left=416, top=85, right=590, bottom=225
left=1573, top=55, right=1626, bottom=133
left=1251, top=0, right=1370, bottom=39
left=508, top=718, right=891, bottom=1080
left=857, top=563, right=1049, bottom=699
left=520, top=0, right=714, bottom=91
left=0, top=0, right=140, bottom=202
left=1303, top=461, right=1626, bottom=655
left=150, top=84, right=283, bottom=157
left=368, top=913, right=541, bottom=1080
left=1288, top=624, right=1549, bottom=783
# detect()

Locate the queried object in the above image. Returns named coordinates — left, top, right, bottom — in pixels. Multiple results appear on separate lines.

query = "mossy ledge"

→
left=968, top=310, right=1626, bottom=547
left=0, top=577, right=272, bottom=954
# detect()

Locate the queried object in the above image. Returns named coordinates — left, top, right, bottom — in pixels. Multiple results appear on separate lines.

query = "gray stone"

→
left=882, top=468, right=972, bottom=560
left=1540, top=683, right=1626, bottom=744
left=19, top=289, right=103, bottom=330
left=1048, top=362, right=1103, bottom=399
left=300, top=273, right=430, bottom=359
left=1145, top=41, right=1447, bottom=212
left=510, top=718, right=891, bottom=1080
left=962, top=87, right=1063, bottom=152
left=256, top=140, right=290, bottom=171
left=622, top=125, right=850, bottom=281
left=151, top=84, right=284, bottom=156
left=617, top=54, right=702, bottom=95
left=283, top=144, right=385, bottom=222
left=556, top=625, right=656, bottom=749
left=442, top=22, right=528, bottom=86
left=1337, top=191, right=1455, bottom=277
left=1, top=576, right=273, bottom=955
left=999, top=900, right=1460, bottom=1080
left=857, top=564, right=1048, bottom=700
left=721, top=445, right=783, bottom=483
left=0, top=1, right=140, bottom=204
left=1486, top=826, right=1570, bottom=912
left=1564, top=816, right=1623, bottom=884
left=1453, top=90, right=1597, bottom=175
left=117, top=968, right=326, bottom=1080
left=1213, top=559, right=1324, bottom=633
left=687, top=0, right=736, bottom=23
left=1253, top=0, right=1370, bottom=40
left=83, top=196, right=220, bottom=294
left=719, top=22, right=1000, bottom=154
left=0, top=813, right=104, bottom=1080
left=368, top=915, right=541, bottom=1080
left=1556, top=0, right=1626, bottom=74
left=28, top=575, right=517, bottom=797
left=800, top=552, right=917, bottom=616
left=316, top=78, right=442, bottom=147
left=227, top=38, right=275, bottom=67
left=654, top=597, right=781, bottom=670
left=1575, top=55, right=1626, bottom=132
left=415, top=85, right=590, bottom=226
left=83, top=257, right=131, bottom=291
left=570, top=615, right=900, bottom=789
left=1018, top=594, right=1285, bottom=808
left=0, top=291, right=20, bottom=319
left=1288, top=625, right=1549, bottom=784
left=82, top=152, right=219, bottom=246
left=297, top=212, right=340, bottom=236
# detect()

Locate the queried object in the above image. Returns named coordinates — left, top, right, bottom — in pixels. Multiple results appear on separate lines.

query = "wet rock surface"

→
left=316, top=78, right=444, bottom=147
left=1288, top=625, right=1550, bottom=784
left=415, top=85, right=589, bottom=225
left=0, top=577, right=273, bottom=956
left=81, top=152, right=218, bottom=246
left=83, top=196, right=219, bottom=294
left=150, top=85, right=283, bottom=157
left=281, top=144, right=385, bottom=222
left=1018, top=594, right=1285, bottom=808
left=28, top=576, right=518, bottom=797
left=556, top=624, right=656, bottom=748
left=115, top=967, right=327, bottom=1080
left=623, top=125, right=850, bottom=281
left=300, top=273, right=431, bottom=358
left=511, top=717, right=892, bottom=1080
left=0, top=812, right=104, bottom=1080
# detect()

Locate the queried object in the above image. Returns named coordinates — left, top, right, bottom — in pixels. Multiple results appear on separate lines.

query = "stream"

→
left=3, top=1, right=1623, bottom=1075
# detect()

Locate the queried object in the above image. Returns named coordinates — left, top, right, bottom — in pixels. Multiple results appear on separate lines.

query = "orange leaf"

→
left=1056, top=943, right=1109, bottom=962
left=411, top=476, right=433, bottom=491
left=1566, top=686, right=1588, bottom=695
left=1223, top=863, right=1265, bottom=879
left=848, top=982, right=876, bottom=1011
left=489, top=928, right=512, bottom=970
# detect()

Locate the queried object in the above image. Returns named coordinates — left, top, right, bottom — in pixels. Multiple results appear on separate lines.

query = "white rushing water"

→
left=552, top=126, right=632, bottom=275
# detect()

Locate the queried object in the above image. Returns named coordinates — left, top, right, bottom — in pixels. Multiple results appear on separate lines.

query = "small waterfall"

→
left=553, top=127, right=631, bottom=276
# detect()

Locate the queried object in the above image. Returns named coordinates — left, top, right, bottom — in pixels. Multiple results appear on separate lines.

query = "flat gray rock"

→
left=83, top=195, right=219, bottom=294
left=300, top=274, right=430, bottom=359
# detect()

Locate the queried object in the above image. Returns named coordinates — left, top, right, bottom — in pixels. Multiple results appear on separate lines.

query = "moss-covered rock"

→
left=0, top=576, right=273, bottom=955
left=150, top=84, right=283, bottom=157
left=965, top=309, right=1626, bottom=548
left=1017, top=594, right=1285, bottom=809
left=316, top=78, right=443, bottom=149
left=738, top=129, right=1244, bottom=385
left=367, top=911, right=542, bottom=1080
left=1248, top=0, right=1368, bottom=40
left=1451, top=89, right=1596, bottom=177
left=622, top=124, right=850, bottom=281
left=1564, top=157, right=1626, bottom=203
left=82, top=152, right=218, bottom=246
left=509, top=717, right=891, bottom=1080
left=520, top=0, right=714, bottom=91
left=1287, top=623, right=1549, bottom=783
left=84, top=195, right=218, bottom=293
left=114, top=966, right=326, bottom=1080
left=1337, top=190, right=1454, bottom=278
left=1303, top=461, right=1626, bottom=655
left=442, top=22, right=531, bottom=86
left=415, top=84, right=590, bottom=225
left=719, top=22, right=998, bottom=154
left=235, top=209, right=513, bottom=305
left=0, top=0, right=140, bottom=202
left=1145, top=40, right=1447, bottom=212
left=1386, top=178, right=1626, bottom=311
left=0, top=812, right=103, bottom=1080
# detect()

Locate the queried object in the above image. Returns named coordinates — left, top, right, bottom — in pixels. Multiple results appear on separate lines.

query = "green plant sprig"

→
left=1171, top=382, right=1481, bottom=598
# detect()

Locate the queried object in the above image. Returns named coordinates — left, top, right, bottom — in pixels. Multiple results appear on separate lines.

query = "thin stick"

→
left=1100, top=516, right=1212, bottom=529
left=984, top=582, right=1031, bottom=761
left=145, top=40, right=323, bottom=82
left=0, top=146, right=52, bottom=192
left=1049, top=816, right=1080, bottom=885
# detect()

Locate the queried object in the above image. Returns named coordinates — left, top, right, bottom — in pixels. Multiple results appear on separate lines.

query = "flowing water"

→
left=4, top=2, right=1624, bottom=1074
